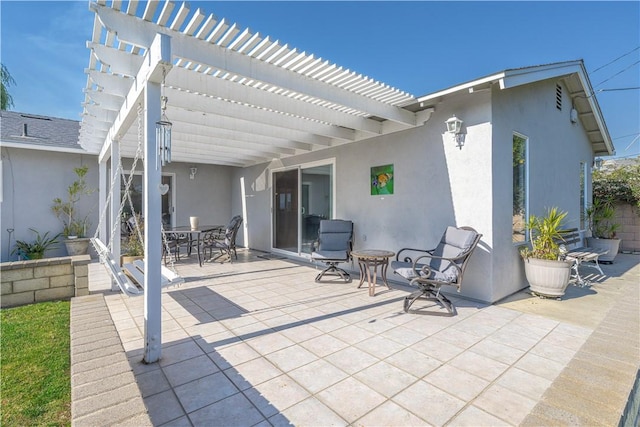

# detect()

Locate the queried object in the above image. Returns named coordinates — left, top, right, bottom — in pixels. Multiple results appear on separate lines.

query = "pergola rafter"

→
left=80, top=0, right=435, bottom=364
left=80, top=0, right=431, bottom=166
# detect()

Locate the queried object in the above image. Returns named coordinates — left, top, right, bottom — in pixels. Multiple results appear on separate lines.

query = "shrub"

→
left=593, top=158, right=640, bottom=210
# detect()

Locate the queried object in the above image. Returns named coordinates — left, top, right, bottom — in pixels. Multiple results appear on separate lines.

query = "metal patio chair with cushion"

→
left=201, top=215, right=243, bottom=262
left=311, top=219, right=354, bottom=282
left=391, top=226, right=482, bottom=315
left=162, top=232, right=189, bottom=265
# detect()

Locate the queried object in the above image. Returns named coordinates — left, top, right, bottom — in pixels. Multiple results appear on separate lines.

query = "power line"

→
left=594, top=60, right=640, bottom=88
left=598, top=87, right=640, bottom=92
left=624, top=134, right=640, bottom=152
left=613, top=133, right=640, bottom=140
left=590, top=46, right=640, bottom=74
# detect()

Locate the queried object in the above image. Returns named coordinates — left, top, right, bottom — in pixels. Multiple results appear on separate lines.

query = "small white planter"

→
left=586, top=237, right=621, bottom=263
left=524, top=257, right=572, bottom=298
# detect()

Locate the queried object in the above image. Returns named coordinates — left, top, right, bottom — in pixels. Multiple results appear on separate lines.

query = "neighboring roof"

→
left=0, top=110, right=85, bottom=153
left=600, top=156, right=639, bottom=171
left=79, top=1, right=432, bottom=166
left=414, top=60, right=614, bottom=156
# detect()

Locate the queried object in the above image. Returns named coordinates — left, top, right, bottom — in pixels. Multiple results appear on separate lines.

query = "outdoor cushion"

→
left=390, top=261, right=457, bottom=283
left=390, top=226, right=478, bottom=283
left=317, top=220, right=353, bottom=251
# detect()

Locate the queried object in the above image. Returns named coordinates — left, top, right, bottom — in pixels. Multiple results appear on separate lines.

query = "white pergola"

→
left=80, top=1, right=432, bottom=363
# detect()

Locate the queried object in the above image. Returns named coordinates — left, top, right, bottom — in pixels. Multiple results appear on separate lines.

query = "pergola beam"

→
left=98, top=33, right=173, bottom=162
left=92, top=2, right=417, bottom=126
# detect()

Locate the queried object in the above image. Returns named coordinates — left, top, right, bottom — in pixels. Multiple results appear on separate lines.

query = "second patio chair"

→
left=311, top=219, right=354, bottom=282
left=201, top=215, right=243, bottom=262
left=391, top=226, right=482, bottom=315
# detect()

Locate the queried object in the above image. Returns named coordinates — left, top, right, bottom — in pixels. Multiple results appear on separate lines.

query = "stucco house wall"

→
left=491, top=77, right=596, bottom=302
left=119, top=159, right=235, bottom=230
left=233, top=89, right=499, bottom=302
left=3, top=65, right=609, bottom=304
left=232, top=76, right=601, bottom=304
left=0, top=145, right=235, bottom=262
left=1, top=147, right=99, bottom=260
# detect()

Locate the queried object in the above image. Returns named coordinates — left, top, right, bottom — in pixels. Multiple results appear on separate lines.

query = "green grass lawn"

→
left=1, top=301, right=71, bottom=426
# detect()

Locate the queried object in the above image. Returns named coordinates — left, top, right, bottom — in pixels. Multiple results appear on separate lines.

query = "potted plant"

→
left=586, top=198, right=621, bottom=263
left=122, top=215, right=144, bottom=265
left=51, top=165, right=95, bottom=255
left=520, top=207, right=573, bottom=298
left=11, top=228, right=60, bottom=260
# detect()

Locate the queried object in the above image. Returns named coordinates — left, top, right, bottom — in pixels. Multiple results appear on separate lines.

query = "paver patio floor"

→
left=72, top=250, right=640, bottom=426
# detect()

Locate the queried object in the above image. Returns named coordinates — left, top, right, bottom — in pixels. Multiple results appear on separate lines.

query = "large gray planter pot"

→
left=524, top=258, right=572, bottom=298
left=64, top=237, right=91, bottom=256
left=586, top=237, right=621, bottom=263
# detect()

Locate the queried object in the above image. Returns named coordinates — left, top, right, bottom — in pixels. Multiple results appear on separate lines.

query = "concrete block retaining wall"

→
left=1, top=255, right=91, bottom=308
left=615, top=203, right=640, bottom=253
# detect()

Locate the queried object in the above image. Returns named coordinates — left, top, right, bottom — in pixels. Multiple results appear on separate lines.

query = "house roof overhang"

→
left=413, top=60, right=615, bottom=157
left=79, top=1, right=433, bottom=166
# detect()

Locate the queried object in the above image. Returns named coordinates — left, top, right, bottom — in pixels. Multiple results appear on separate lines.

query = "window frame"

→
left=512, top=132, right=529, bottom=244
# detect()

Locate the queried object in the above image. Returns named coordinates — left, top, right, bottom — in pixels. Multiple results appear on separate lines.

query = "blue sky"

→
left=1, top=1, right=638, bottom=158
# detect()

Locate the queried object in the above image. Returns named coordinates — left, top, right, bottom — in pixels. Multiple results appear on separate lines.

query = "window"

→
left=513, top=133, right=528, bottom=243
left=580, top=162, right=587, bottom=230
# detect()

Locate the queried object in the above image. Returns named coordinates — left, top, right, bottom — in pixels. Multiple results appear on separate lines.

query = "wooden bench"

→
left=557, top=229, right=608, bottom=286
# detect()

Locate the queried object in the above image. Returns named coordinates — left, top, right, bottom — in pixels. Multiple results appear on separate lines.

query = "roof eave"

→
left=413, top=60, right=615, bottom=157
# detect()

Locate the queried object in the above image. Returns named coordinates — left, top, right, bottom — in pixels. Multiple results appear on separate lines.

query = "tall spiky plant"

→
left=520, top=207, right=568, bottom=260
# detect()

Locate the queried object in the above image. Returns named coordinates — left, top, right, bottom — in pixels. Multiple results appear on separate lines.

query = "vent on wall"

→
left=555, top=84, right=562, bottom=110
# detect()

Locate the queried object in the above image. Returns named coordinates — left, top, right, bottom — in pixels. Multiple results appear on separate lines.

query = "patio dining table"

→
left=162, top=225, right=223, bottom=267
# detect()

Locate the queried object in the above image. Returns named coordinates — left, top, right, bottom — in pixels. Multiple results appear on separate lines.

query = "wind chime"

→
left=156, top=69, right=172, bottom=167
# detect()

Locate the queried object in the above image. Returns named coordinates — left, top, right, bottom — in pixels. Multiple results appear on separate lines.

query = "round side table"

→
left=351, top=249, right=395, bottom=296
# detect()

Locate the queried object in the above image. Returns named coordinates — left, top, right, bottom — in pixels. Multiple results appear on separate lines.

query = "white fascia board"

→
left=573, top=68, right=615, bottom=155
left=499, top=61, right=582, bottom=90
left=1, top=141, right=99, bottom=155
left=98, top=32, right=172, bottom=162
left=92, top=3, right=417, bottom=126
left=415, top=73, right=505, bottom=104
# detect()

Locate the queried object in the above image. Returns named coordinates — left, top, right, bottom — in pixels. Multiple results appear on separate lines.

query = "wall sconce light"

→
left=189, top=167, right=197, bottom=180
left=445, top=115, right=465, bottom=149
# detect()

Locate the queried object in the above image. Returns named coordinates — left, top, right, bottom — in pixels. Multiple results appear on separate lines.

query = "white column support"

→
left=98, top=159, right=107, bottom=242
left=110, top=140, right=121, bottom=292
left=141, top=32, right=172, bottom=364
left=143, top=82, right=163, bottom=364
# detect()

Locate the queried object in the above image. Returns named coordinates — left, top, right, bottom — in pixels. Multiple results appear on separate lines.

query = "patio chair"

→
left=310, top=219, right=354, bottom=282
left=201, top=215, right=243, bottom=262
left=391, top=226, right=482, bottom=315
left=162, top=232, right=189, bottom=265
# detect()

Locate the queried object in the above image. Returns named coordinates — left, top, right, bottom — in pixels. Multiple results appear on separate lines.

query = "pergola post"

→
left=139, top=33, right=172, bottom=364
left=98, top=160, right=107, bottom=242
left=110, top=140, right=121, bottom=292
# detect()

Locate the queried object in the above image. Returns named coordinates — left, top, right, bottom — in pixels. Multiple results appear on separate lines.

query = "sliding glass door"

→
left=272, top=161, right=334, bottom=256
left=273, top=169, right=298, bottom=252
